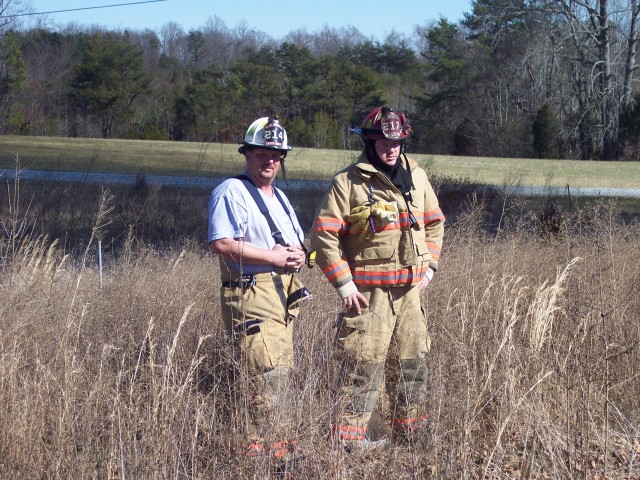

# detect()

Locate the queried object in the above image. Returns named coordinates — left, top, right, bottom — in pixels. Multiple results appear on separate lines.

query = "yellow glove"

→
left=347, top=206, right=373, bottom=239
left=371, top=201, right=398, bottom=226
left=347, top=202, right=399, bottom=240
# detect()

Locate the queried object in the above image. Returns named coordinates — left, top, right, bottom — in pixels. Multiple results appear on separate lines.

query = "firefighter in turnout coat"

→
left=310, top=106, right=445, bottom=449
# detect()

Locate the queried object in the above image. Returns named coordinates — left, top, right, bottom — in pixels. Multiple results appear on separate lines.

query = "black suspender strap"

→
left=234, top=174, right=315, bottom=267
left=235, top=174, right=288, bottom=247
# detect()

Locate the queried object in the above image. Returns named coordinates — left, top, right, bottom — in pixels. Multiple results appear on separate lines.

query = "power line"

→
left=2, top=0, right=168, bottom=19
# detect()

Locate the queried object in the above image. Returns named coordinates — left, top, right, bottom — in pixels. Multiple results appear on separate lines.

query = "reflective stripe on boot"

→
left=333, top=424, right=367, bottom=442
left=271, top=439, right=302, bottom=459
left=333, top=424, right=388, bottom=452
left=230, top=439, right=265, bottom=458
left=391, top=413, right=429, bottom=434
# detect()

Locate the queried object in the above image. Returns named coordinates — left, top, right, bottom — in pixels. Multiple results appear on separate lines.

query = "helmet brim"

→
left=349, top=128, right=410, bottom=140
left=239, top=141, right=293, bottom=152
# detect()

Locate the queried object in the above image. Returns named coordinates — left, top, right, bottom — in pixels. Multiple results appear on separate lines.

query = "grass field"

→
left=2, top=135, right=640, bottom=478
left=1, top=202, right=639, bottom=478
left=2, top=135, right=640, bottom=188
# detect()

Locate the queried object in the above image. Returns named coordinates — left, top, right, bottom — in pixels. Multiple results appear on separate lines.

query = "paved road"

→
left=2, top=168, right=640, bottom=198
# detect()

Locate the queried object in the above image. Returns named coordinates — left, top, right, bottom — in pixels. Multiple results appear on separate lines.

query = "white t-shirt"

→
left=208, top=176, right=304, bottom=275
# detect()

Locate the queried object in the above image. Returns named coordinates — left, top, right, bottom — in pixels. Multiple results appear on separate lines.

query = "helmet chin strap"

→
left=402, top=151, right=414, bottom=190
left=280, top=154, right=288, bottom=185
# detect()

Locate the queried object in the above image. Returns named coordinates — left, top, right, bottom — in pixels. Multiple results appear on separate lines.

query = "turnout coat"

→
left=311, top=153, right=445, bottom=291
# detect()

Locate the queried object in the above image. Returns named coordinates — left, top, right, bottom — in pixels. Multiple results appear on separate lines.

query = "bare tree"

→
left=550, top=0, right=640, bottom=159
left=616, top=1, right=640, bottom=157
left=0, top=0, right=29, bottom=31
left=202, top=15, right=234, bottom=67
left=159, top=21, right=186, bottom=61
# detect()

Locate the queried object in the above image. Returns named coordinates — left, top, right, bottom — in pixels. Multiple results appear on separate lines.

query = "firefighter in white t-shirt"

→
left=208, top=117, right=311, bottom=462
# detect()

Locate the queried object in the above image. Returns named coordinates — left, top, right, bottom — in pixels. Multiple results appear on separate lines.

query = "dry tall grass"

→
left=1, top=198, right=640, bottom=479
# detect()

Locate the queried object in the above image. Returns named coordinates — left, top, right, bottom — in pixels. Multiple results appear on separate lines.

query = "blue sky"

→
left=26, top=0, right=473, bottom=40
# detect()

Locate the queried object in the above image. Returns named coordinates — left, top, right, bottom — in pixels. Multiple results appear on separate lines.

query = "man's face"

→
left=245, top=147, right=282, bottom=184
left=374, top=140, right=401, bottom=166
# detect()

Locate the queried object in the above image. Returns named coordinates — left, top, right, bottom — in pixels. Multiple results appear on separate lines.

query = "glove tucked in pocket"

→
left=348, top=201, right=399, bottom=239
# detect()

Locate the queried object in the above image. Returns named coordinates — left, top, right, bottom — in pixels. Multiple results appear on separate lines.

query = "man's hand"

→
left=342, top=291, right=369, bottom=315
left=417, top=267, right=435, bottom=292
left=286, top=244, right=306, bottom=269
left=271, top=244, right=305, bottom=269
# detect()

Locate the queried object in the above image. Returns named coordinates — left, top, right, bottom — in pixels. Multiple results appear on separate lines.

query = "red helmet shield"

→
left=355, top=106, right=412, bottom=140
left=381, top=110, right=403, bottom=139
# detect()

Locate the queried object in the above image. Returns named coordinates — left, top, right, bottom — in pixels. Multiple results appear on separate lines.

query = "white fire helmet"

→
left=238, top=116, right=293, bottom=154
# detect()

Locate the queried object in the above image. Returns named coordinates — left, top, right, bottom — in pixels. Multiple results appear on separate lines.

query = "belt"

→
left=222, top=274, right=257, bottom=289
left=221, top=270, right=296, bottom=289
left=272, top=268, right=299, bottom=275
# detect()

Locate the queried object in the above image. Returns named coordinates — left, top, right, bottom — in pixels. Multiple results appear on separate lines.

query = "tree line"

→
left=2, top=0, right=640, bottom=161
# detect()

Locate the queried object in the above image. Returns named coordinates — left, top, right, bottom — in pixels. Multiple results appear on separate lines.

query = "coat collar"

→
left=353, top=152, right=417, bottom=176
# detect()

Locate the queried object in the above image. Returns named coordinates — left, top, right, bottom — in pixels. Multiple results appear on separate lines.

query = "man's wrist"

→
left=336, top=280, right=358, bottom=299
left=425, top=267, right=434, bottom=282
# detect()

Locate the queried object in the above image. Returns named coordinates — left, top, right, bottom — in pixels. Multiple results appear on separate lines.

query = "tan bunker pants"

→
left=333, top=284, right=430, bottom=444
left=221, top=271, right=309, bottom=448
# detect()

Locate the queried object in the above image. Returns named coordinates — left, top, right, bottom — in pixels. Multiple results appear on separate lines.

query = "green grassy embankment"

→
left=2, top=135, right=640, bottom=189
